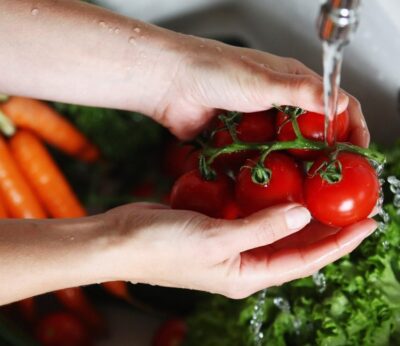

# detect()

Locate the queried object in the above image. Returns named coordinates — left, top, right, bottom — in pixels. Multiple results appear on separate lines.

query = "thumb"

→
left=218, top=204, right=311, bottom=254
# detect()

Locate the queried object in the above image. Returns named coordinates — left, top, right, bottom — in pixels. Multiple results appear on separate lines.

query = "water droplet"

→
left=312, top=271, right=327, bottom=293
left=134, top=27, right=141, bottom=34
left=128, top=37, right=136, bottom=45
left=382, top=240, right=390, bottom=250
left=99, top=21, right=106, bottom=28
left=31, top=8, right=39, bottom=16
left=273, top=297, right=291, bottom=312
left=69, top=236, right=75, bottom=241
left=114, top=27, right=120, bottom=34
left=241, top=55, right=248, bottom=60
left=199, top=45, right=205, bottom=48
left=215, top=46, right=222, bottom=53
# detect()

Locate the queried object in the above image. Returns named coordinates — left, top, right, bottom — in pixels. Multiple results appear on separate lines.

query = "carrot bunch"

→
left=0, top=96, right=131, bottom=334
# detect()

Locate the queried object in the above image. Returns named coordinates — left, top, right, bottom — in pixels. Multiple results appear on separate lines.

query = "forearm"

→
left=0, top=215, right=114, bottom=305
left=0, top=0, right=181, bottom=116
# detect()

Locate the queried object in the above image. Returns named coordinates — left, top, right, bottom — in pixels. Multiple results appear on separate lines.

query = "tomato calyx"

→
left=211, top=111, right=242, bottom=143
left=311, top=158, right=343, bottom=184
left=274, top=105, right=306, bottom=139
left=250, top=161, right=272, bottom=185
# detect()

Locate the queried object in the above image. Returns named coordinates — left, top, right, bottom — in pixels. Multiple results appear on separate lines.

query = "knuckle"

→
left=253, top=219, right=276, bottom=245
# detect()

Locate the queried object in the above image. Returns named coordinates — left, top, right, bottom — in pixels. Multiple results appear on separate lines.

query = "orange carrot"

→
left=102, top=281, right=132, bottom=304
left=10, top=130, right=130, bottom=307
left=1, top=96, right=99, bottom=162
left=0, top=198, right=7, bottom=218
left=0, top=136, right=46, bottom=218
left=9, top=130, right=86, bottom=218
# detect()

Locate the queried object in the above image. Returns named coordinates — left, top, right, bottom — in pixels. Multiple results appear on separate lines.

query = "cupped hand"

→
left=152, top=36, right=369, bottom=147
left=102, top=202, right=376, bottom=298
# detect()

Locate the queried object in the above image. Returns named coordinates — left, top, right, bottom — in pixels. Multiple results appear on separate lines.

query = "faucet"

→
left=317, top=0, right=361, bottom=46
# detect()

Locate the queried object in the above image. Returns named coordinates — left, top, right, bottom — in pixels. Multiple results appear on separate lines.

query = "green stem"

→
left=0, top=110, right=15, bottom=136
left=203, top=138, right=385, bottom=166
left=291, top=116, right=304, bottom=140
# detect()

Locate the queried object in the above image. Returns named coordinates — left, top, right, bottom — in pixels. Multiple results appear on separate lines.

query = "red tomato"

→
left=153, top=319, right=187, bottom=346
left=236, top=152, right=304, bottom=216
left=131, top=180, right=156, bottom=199
left=36, top=312, right=91, bottom=346
left=276, top=109, right=350, bottom=159
left=304, top=152, right=379, bottom=227
left=170, top=170, right=234, bottom=218
left=213, top=110, right=276, bottom=170
left=221, top=199, right=241, bottom=220
left=163, top=139, right=199, bottom=179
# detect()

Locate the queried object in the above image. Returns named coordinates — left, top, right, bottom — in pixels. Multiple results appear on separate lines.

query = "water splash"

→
left=250, top=289, right=266, bottom=346
left=312, top=271, right=327, bottom=293
left=273, top=296, right=291, bottom=312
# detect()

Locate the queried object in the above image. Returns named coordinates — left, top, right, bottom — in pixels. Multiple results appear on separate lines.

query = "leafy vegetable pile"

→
left=184, top=145, right=400, bottom=346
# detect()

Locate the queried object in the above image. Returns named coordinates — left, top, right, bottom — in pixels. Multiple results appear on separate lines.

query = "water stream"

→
left=250, top=289, right=267, bottom=346
left=322, top=41, right=344, bottom=146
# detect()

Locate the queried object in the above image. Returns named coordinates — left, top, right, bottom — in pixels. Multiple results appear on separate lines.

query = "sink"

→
left=98, top=0, right=400, bottom=145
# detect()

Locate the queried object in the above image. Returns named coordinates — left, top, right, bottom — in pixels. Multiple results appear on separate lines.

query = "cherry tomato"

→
left=304, top=152, right=379, bottom=227
left=170, top=170, right=234, bottom=218
left=153, top=319, right=187, bottom=346
left=163, top=139, right=199, bottom=179
left=35, top=312, right=92, bottom=346
left=236, top=152, right=304, bottom=216
left=131, top=180, right=156, bottom=199
left=276, top=109, right=350, bottom=160
left=213, top=110, right=276, bottom=170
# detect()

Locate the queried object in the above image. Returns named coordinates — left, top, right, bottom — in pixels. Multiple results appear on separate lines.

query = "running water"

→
left=322, top=41, right=344, bottom=146
left=250, top=289, right=267, bottom=346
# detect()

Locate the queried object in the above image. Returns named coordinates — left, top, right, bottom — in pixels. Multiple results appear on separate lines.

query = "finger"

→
left=345, top=95, right=369, bottom=147
left=259, top=70, right=349, bottom=114
left=270, top=220, right=339, bottom=250
left=253, top=218, right=376, bottom=289
left=218, top=204, right=311, bottom=254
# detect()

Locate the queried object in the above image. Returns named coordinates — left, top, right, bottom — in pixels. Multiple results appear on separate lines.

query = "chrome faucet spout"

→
left=317, top=0, right=361, bottom=46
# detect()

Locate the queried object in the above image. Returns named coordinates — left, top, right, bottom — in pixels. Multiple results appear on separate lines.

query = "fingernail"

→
left=285, top=206, right=311, bottom=230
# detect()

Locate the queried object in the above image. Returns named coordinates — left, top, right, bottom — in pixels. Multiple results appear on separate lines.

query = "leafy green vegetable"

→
left=185, top=146, right=400, bottom=346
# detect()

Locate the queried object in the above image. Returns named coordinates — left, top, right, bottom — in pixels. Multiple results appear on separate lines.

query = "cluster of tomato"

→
left=169, top=108, right=380, bottom=228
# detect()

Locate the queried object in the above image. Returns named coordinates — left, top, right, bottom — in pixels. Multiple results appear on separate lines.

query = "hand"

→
left=101, top=202, right=376, bottom=298
left=150, top=36, right=369, bottom=147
